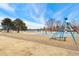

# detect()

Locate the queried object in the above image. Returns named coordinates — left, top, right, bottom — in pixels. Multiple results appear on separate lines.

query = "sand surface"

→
left=0, top=31, right=79, bottom=55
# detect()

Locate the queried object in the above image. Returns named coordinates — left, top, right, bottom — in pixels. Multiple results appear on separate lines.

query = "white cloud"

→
left=52, top=6, right=70, bottom=19
left=30, top=13, right=45, bottom=24
left=24, top=20, right=45, bottom=29
left=0, top=3, right=15, bottom=12
left=68, top=12, right=79, bottom=19
left=67, top=11, right=79, bottom=25
left=51, top=5, right=74, bottom=21
left=28, top=4, right=47, bottom=24
left=0, top=4, right=45, bottom=29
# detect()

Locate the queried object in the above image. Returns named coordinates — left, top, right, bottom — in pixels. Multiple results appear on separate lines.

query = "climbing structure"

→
left=51, top=18, right=79, bottom=46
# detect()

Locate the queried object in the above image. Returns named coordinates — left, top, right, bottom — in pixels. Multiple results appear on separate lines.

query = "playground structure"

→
left=47, top=18, right=79, bottom=45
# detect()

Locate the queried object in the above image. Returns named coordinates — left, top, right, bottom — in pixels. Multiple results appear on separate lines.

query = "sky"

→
left=0, top=3, right=79, bottom=29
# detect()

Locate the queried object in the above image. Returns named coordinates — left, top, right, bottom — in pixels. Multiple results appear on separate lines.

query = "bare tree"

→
left=45, top=18, right=61, bottom=31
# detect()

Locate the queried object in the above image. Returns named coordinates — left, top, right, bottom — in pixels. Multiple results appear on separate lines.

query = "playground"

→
left=0, top=15, right=79, bottom=56
left=43, top=18, right=79, bottom=48
left=0, top=18, right=79, bottom=55
left=0, top=31, right=79, bottom=55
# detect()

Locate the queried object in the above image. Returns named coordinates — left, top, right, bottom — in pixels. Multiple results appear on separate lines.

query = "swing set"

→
left=50, top=18, right=79, bottom=46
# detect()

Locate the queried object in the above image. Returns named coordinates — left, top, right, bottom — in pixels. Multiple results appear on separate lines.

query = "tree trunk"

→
left=17, top=28, right=20, bottom=33
left=7, top=28, right=9, bottom=32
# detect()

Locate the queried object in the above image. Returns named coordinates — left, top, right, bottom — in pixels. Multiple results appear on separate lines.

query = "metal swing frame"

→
left=51, top=18, right=78, bottom=46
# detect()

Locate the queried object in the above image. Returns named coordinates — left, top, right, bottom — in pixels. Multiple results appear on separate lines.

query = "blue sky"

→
left=0, top=3, right=79, bottom=29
